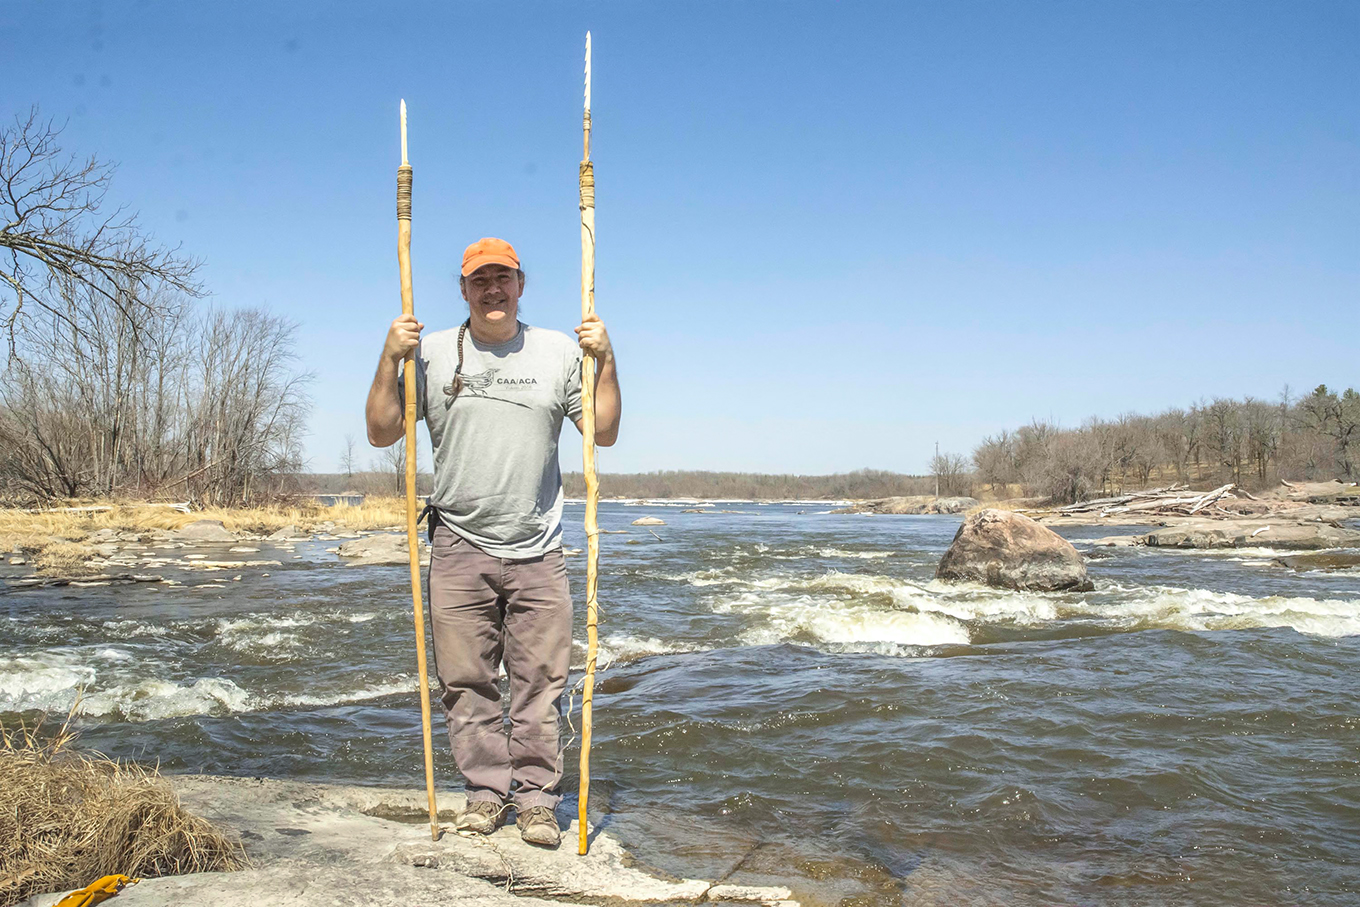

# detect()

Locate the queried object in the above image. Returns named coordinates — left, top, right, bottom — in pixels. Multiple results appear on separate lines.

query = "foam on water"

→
left=713, top=589, right=972, bottom=652
left=281, top=677, right=420, bottom=708
left=572, top=634, right=706, bottom=669
left=216, top=616, right=307, bottom=657
left=695, top=562, right=1360, bottom=655
left=1090, top=582, right=1360, bottom=637
left=80, top=677, right=257, bottom=720
left=0, top=642, right=427, bottom=721
left=0, top=653, right=97, bottom=711
left=101, top=618, right=170, bottom=637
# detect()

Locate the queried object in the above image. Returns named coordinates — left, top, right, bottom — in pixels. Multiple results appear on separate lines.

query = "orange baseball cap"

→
left=461, top=237, right=521, bottom=276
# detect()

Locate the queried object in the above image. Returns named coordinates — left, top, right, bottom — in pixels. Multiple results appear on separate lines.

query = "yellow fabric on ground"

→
left=51, top=874, right=139, bottom=907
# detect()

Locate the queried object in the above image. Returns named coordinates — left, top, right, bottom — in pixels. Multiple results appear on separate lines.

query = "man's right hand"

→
left=384, top=313, right=424, bottom=362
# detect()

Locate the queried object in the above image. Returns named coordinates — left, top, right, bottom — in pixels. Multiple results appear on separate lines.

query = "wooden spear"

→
left=397, top=99, right=440, bottom=842
left=577, top=31, right=600, bottom=857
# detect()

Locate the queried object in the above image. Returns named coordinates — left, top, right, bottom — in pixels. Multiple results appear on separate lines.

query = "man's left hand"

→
left=575, top=313, right=613, bottom=362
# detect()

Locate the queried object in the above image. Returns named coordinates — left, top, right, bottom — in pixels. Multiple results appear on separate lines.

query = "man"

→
left=365, top=237, right=621, bottom=847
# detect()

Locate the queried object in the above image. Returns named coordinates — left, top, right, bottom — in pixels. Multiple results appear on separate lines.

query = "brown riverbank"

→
left=0, top=500, right=410, bottom=574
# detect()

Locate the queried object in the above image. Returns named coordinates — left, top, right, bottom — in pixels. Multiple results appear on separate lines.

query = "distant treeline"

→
left=970, top=385, right=1359, bottom=503
left=305, top=469, right=933, bottom=501
left=562, top=469, right=934, bottom=500
left=302, top=470, right=434, bottom=497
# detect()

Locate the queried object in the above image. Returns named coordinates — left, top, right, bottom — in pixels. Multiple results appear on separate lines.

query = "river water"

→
left=4, top=504, right=1359, bottom=905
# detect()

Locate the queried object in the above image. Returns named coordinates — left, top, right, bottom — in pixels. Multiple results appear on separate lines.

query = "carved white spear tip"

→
left=400, top=99, right=408, bottom=165
left=585, top=32, right=591, bottom=112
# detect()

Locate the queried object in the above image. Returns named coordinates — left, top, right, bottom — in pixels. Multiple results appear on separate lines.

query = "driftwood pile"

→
left=1057, top=483, right=1256, bottom=518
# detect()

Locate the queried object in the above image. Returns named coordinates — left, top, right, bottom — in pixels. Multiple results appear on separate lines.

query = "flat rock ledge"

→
left=1088, top=522, right=1360, bottom=551
left=1141, top=521, right=1360, bottom=550
left=17, top=776, right=796, bottom=907
left=837, top=496, right=979, bottom=515
left=336, top=532, right=431, bottom=566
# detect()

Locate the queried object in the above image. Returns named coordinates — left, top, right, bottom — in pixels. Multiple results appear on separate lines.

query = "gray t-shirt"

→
left=404, top=321, right=583, bottom=558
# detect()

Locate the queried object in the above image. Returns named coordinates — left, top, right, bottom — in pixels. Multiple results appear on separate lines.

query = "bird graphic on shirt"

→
left=447, top=367, right=499, bottom=398
left=442, top=368, right=530, bottom=410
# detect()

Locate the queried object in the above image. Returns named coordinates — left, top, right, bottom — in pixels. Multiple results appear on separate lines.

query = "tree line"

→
left=0, top=109, right=311, bottom=506
left=969, top=386, right=1359, bottom=503
left=560, top=469, right=935, bottom=500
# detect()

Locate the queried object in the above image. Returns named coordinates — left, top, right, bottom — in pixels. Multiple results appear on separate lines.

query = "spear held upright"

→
left=397, top=100, right=440, bottom=842
left=577, top=31, right=600, bottom=857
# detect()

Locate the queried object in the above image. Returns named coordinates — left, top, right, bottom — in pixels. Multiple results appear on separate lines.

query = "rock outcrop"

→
left=14, top=776, right=797, bottom=907
left=165, top=520, right=238, bottom=543
left=1274, top=480, right=1360, bottom=506
left=1273, top=552, right=1360, bottom=571
left=840, top=496, right=980, bottom=515
left=936, top=509, right=1093, bottom=592
left=337, top=533, right=429, bottom=566
left=1142, top=522, right=1360, bottom=550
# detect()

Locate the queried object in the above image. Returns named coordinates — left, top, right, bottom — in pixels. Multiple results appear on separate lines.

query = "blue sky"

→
left=4, top=1, right=1356, bottom=474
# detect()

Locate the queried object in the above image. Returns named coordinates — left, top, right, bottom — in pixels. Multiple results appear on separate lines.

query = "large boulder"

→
left=936, top=509, right=1093, bottom=592
left=1142, top=521, right=1360, bottom=550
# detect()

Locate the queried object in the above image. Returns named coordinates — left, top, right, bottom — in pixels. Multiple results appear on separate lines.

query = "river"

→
left=4, top=503, right=1359, bottom=904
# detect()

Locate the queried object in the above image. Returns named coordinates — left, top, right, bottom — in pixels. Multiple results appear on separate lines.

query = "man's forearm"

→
left=365, top=354, right=405, bottom=447
left=592, top=354, right=621, bottom=447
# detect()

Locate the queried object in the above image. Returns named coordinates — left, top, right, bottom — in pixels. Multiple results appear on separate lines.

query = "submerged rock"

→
left=631, top=517, right=666, bottom=526
left=1272, top=551, right=1360, bottom=571
left=936, top=509, right=1094, bottom=592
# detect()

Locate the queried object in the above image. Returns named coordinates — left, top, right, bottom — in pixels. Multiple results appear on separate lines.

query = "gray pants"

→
left=427, top=523, right=573, bottom=809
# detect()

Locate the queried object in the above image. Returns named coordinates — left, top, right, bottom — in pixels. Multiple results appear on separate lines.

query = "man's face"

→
left=460, top=264, right=523, bottom=327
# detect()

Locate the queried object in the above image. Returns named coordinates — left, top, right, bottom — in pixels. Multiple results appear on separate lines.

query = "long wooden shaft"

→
left=398, top=101, right=439, bottom=842
left=577, top=31, right=598, bottom=858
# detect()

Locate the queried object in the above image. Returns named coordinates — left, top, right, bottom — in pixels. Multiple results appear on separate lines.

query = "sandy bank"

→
left=20, top=776, right=796, bottom=907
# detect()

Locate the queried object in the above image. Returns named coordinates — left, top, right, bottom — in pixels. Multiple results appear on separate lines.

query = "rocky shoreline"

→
left=840, top=481, right=1360, bottom=556
left=18, top=776, right=797, bottom=907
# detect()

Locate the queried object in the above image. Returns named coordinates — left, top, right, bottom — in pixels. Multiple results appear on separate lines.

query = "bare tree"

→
left=340, top=434, right=357, bottom=482
left=930, top=450, right=972, bottom=497
left=0, top=108, right=201, bottom=346
left=377, top=442, right=405, bottom=495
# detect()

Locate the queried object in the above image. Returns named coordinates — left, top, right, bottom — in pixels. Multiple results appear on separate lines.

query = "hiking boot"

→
left=454, top=799, right=505, bottom=836
left=516, top=805, right=561, bottom=848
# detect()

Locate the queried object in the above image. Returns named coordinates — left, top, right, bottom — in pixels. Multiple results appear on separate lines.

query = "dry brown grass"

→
left=0, top=713, right=247, bottom=907
left=32, top=541, right=101, bottom=577
left=0, top=498, right=411, bottom=554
